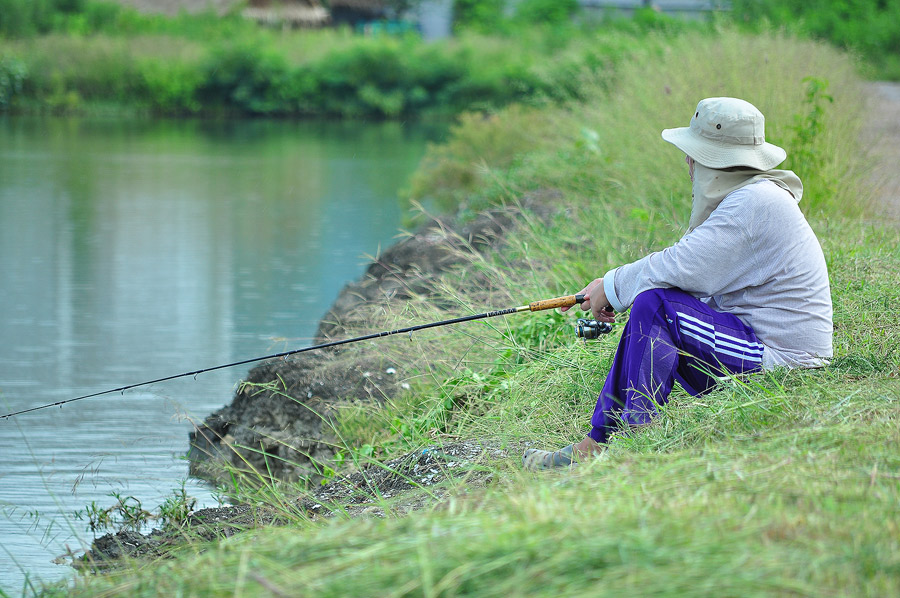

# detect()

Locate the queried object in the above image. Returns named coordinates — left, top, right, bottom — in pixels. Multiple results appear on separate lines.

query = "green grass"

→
left=36, top=375, right=900, bottom=596
left=28, top=29, right=900, bottom=598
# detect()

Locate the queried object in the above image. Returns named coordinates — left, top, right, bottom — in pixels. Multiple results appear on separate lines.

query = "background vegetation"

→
left=22, top=24, right=900, bottom=597
left=730, top=0, right=900, bottom=79
left=0, top=0, right=703, bottom=117
left=3, top=0, right=899, bottom=118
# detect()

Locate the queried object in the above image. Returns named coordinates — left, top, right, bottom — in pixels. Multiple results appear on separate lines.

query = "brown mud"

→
left=80, top=439, right=519, bottom=566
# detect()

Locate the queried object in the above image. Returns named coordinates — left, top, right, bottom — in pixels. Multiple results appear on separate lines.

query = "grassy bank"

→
left=26, top=28, right=900, bottom=597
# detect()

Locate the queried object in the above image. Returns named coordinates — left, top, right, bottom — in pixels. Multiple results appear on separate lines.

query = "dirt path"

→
left=864, top=82, right=900, bottom=221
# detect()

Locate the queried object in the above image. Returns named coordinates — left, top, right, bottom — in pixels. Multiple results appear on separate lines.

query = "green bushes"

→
left=453, top=0, right=581, bottom=33
left=138, top=57, right=203, bottom=114
left=0, top=0, right=710, bottom=117
left=513, top=0, right=580, bottom=26
left=1, top=25, right=634, bottom=117
left=147, top=31, right=608, bottom=117
left=304, top=37, right=460, bottom=117
left=452, top=0, right=506, bottom=33
left=0, top=0, right=85, bottom=37
left=199, top=43, right=292, bottom=115
left=0, top=0, right=248, bottom=39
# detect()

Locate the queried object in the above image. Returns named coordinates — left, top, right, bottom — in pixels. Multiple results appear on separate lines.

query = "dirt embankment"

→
left=186, top=191, right=560, bottom=486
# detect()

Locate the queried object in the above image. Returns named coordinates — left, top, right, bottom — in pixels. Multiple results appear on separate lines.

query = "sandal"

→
left=522, top=444, right=575, bottom=470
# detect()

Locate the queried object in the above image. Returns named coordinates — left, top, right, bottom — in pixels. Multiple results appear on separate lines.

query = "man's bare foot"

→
left=572, top=437, right=604, bottom=460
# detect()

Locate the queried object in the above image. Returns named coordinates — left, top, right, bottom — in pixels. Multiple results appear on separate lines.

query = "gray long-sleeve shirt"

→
left=603, top=180, right=833, bottom=369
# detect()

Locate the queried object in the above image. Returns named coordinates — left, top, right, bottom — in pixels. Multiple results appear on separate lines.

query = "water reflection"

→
left=0, top=116, right=443, bottom=590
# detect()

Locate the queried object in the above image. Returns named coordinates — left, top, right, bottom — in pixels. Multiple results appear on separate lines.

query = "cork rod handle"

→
left=527, top=294, right=586, bottom=312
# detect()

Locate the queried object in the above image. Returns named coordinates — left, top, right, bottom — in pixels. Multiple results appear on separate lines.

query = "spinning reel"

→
left=574, top=318, right=613, bottom=339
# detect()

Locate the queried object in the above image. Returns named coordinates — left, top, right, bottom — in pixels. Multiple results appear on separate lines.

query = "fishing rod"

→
left=2, top=293, right=613, bottom=420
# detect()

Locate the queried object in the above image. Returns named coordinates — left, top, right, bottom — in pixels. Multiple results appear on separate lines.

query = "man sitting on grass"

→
left=524, top=97, right=833, bottom=470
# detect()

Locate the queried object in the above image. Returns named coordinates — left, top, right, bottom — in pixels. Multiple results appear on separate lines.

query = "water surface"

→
left=0, top=116, right=444, bottom=592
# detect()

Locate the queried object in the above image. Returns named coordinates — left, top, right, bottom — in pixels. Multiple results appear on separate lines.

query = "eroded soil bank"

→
left=186, top=191, right=559, bottom=487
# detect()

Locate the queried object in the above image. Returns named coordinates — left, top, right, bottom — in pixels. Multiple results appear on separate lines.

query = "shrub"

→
left=198, top=42, right=292, bottom=115
left=0, top=0, right=88, bottom=37
left=513, top=0, right=580, bottom=26
left=0, top=55, right=27, bottom=107
left=310, top=37, right=420, bottom=117
left=452, top=0, right=507, bottom=33
left=139, top=58, right=203, bottom=114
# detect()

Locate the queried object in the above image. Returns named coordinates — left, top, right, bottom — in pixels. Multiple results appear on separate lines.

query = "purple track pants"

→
left=589, top=288, right=764, bottom=444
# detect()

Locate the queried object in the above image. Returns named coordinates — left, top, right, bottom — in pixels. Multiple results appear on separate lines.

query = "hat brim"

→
left=662, top=126, right=786, bottom=171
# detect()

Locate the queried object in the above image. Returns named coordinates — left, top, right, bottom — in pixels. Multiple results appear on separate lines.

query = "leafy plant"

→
left=74, top=493, right=153, bottom=533
left=324, top=443, right=377, bottom=483
left=138, top=58, right=203, bottom=114
left=73, top=485, right=197, bottom=533
left=158, top=483, right=197, bottom=529
left=74, top=501, right=114, bottom=533
left=198, top=42, right=291, bottom=115
left=789, top=77, right=833, bottom=171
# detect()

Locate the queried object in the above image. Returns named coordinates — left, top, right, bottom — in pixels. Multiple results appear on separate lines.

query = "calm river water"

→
left=0, top=116, right=445, bottom=592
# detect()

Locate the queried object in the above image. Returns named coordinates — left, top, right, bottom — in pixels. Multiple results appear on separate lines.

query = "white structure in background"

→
left=417, top=0, right=453, bottom=40
left=579, top=0, right=730, bottom=18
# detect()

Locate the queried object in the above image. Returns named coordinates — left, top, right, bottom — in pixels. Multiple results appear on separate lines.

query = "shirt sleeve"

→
left=609, top=194, right=761, bottom=310
left=603, top=268, right=625, bottom=312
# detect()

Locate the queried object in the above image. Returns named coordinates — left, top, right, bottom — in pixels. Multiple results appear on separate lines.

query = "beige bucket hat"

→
left=661, top=97, right=787, bottom=170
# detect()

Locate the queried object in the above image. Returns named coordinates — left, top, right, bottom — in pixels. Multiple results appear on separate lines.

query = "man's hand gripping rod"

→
left=515, top=294, right=614, bottom=339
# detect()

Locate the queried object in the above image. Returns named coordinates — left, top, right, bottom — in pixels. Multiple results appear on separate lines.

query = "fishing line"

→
left=2, top=293, right=595, bottom=420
